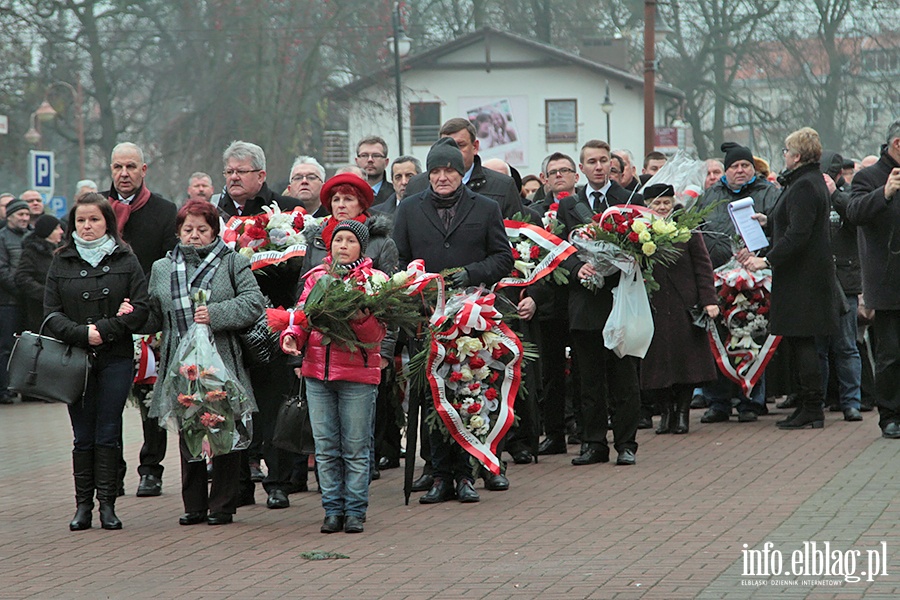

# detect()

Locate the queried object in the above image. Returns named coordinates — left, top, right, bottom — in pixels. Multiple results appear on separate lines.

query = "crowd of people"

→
left=1, top=114, right=898, bottom=536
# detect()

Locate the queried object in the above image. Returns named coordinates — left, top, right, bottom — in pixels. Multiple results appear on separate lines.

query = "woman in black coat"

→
left=15, top=215, right=64, bottom=333
left=739, top=127, right=841, bottom=430
left=640, top=185, right=720, bottom=434
left=44, top=193, right=149, bottom=531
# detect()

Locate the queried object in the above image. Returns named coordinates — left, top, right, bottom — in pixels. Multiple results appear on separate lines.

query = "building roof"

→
left=332, top=26, right=684, bottom=100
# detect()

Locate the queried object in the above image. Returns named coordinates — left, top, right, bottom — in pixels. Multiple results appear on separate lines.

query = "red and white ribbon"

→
left=222, top=213, right=308, bottom=271
left=707, top=329, right=781, bottom=396
left=134, top=336, right=158, bottom=384
left=494, top=220, right=576, bottom=289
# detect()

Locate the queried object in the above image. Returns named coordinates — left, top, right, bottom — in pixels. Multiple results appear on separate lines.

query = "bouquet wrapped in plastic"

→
left=156, top=320, right=255, bottom=459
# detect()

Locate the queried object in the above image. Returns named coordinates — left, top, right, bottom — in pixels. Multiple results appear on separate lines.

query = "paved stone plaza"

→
left=1, top=400, right=898, bottom=599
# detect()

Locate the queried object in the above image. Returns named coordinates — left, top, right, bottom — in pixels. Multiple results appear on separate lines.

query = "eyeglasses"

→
left=291, top=174, right=321, bottom=183
left=357, top=153, right=386, bottom=160
left=547, top=167, right=576, bottom=177
left=610, top=168, right=622, bottom=175
left=223, top=168, right=262, bottom=177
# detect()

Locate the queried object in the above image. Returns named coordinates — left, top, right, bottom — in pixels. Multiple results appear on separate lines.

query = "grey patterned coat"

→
left=144, top=244, right=266, bottom=413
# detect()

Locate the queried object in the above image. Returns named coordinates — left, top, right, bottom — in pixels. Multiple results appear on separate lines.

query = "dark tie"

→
left=591, top=191, right=603, bottom=211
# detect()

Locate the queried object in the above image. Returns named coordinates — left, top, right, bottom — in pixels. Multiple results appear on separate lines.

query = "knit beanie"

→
left=331, top=219, right=370, bottom=254
left=426, top=138, right=466, bottom=176
left=721, top=142, right=755, bottom=170
left=5, top=199, right=29, bottom=217
left=33, top=214, right=61, bottom=239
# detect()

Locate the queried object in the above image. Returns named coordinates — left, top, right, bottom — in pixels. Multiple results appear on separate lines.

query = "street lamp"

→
left=24, top=112, right=41, bottom=146
left=387, top=2, right=412, bottom=156
left=601, top=80, right=614, bottom=145
left=32, top=79, right=86, bottom=179
left=643, top=0, right=673, bottom=157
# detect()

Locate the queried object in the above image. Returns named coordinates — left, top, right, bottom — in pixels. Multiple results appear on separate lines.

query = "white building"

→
left=330, top=27, right=684, bottom=176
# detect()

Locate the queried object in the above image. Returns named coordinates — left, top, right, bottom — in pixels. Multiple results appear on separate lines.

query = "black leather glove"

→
left=449, top=269, right=470, bottom=288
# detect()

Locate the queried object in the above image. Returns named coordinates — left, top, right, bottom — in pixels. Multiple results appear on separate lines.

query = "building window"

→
left=545, top=99, right=577, bottom=143
left=323, top=130, right=349, bottom=167
left=410, top=102, right=441, bottom=145
left=865, top=96, right=880, bottom=128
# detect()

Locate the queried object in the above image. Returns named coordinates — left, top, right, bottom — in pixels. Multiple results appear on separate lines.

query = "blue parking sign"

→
left=29, top=150, right=55, bottom=197
left=49, top=196, right=67, bottom=219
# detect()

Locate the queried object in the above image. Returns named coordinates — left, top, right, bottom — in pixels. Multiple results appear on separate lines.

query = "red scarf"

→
left=321, top=213, right=368, bottom=250
left=109, top=185, right=152, bottom=235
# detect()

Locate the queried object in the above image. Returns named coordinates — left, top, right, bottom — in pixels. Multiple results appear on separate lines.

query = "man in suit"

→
left=216, top=141, right=304, bottom=510
left=558, top=139, right=643, bottom=467
left=105, top=142, right=178, bottom=498
left=393, top=138, right=513, bottom=504
left=371, top=155, right=421, bottom=216
left=404, top=118, right=524, bottom=218
left=355, top=136, right=395, bottom=206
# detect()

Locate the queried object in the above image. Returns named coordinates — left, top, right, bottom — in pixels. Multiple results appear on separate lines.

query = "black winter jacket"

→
left=107, top=185, right=178, bottom=276
left=0, top=225, right=27, bottom=306
left=15, top=234, right=57, bottom=332
left=44, top=244, right=150, bottom=359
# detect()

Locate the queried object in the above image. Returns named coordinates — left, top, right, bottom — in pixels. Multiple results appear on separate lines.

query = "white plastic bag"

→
left=603, top=264, right=655, bottom=358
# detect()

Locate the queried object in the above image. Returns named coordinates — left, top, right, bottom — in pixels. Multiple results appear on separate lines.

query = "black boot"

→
left=672, top=394, right=691, bottom=435
left=70, top=450, right=94, bottom=531
left=95, top=447, right=123, bottom=530
left=777, top=393, right=824, bottom=430
left=655, top=398, right=673, bottom=434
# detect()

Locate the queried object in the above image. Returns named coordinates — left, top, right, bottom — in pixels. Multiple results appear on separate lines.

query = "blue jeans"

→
left=69, top=355, right=134, bottom=451
left=305, top=378, right=376, bottom=518
left=704, top=370, right=766, bottom=414
left=816, top=294, right=861, bottom=410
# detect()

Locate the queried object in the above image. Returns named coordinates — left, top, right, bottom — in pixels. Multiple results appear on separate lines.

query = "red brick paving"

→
left=0, top=401, right=898, bottom=599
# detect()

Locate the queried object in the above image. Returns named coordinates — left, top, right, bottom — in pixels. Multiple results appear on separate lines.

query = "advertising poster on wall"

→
left=459, top=96, right=528, bottom=167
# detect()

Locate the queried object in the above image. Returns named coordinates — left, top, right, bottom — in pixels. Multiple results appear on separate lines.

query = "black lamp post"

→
left=388, top=3, right=412, bottom=156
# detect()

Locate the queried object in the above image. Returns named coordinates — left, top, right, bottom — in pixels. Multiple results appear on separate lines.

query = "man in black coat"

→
left=216, top=141, right=304, bottom=508
left=355, top=136, right=395, bottom=206
left=847, top=121, right=900, bottom=439
left=558, top=139, right=643, bottom=467
left=404, top=118, right=524, bottom=219
left=107, top=142, right=178, bottom=498
left=394, top=138, right=513, bottom=504
left=371, top=155, right=421, bottom=217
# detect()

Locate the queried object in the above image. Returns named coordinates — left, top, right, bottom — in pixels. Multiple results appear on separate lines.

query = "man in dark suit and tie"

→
left=393, top=138, right=513, bottom=504
left=558, top=139, right=644, bottom=467
left=371, top=155, right=421, bottom=217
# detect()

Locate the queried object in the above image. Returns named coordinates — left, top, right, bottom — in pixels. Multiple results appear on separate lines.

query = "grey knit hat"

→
left=426, top=137, right=466, bottom=176
left=5, top=199, right=29, bottom=217
left=332, top=219, right=370, bottom=254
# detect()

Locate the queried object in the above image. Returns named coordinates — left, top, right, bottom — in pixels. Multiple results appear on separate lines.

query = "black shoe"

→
left=777, top=408, right=824, bottom=430
left=567, top=433, right=581, bottom=445
left=136, top=474, right=162, bottom=497
left=410, top=473, right=434, bottom=493
left=828, top=403, right=842, bottom=412
left=690, top=394, right=708, bottom=409
left=321, top=515, right=344, bottom=533
left=0, top=394, right=14, bottom=405
left=371, top=467, right=381, bottom=481
left=843, top=407, right=863, bottom=422
left=207, top=512, right=233, bottom=525
left=510, top=450, right=533, bottom=464
left=616, top=449, right=636, bottom=466
left=776, top=395, right=797, bottom=409
left=419, top=478, right=456, bottom=504
left=344, top=515, right=364, bottom=533
left=69, top=504, right=92, bottom=531
left=537, top=436, right=566, bottom=455
left=483, top=472, right=509, bottom=491
left=571, top=445, right=609, bottom=466
left=285, top=480, right=309, bottom=495
left=882, top=422, right=900, bottom=439
left=738, top=410, right=758, bottom=423
left=378, top=456, right=400, bottom=469
left=636, top=416, right=653, bottom=429
left=456, top=479, right=480, bottom=503
left=700, top=409, right=729, bottom=423
left=266, top=489, right=289, bottom=509
left=860, top=400, right=874, bottom=412
left=179, top=511, right=207, bottom=526
left=99, top=503, right=122, bottom=530
left=249, top=461, right=266, bottom=483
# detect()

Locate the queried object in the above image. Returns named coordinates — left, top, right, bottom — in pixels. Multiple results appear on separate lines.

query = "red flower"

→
left=735, top=310, right=748, bottom=320
left=616, top=224, right=629, bottom=235
left=511, top=270, right=522, bottom=278
left=484, top=388, right=498, bottom=401
left=469, top=356, right=486, bottom=370
left=243, top=225, right=268, bottom=240
left=548, top=202, right=560, bottom=210
left=293, top=213, right=305, bottom=230
left=757, top=306, right=770, bottom=315
left=555, top=191, right=570, bottom=200
left=491, top=346, right=507, bottom=360
left=206, top=389, right=228, bottom=402
left=489, top=372, right=500, bottom=384
left=627, top=231, right=640, bottom=243
left=255, top=214, right=270, bottom=229
left=444, top=350, right=460, bottom=365
left=611, top=212, right=626, bottom=225
left=529, top=245, right=541, bottom=260
left=511, top=247, right=521, bottom=259
left=177, top=393, right=195, bottom=408
left=591, top=213, right=604, bottom=223
left=468, top=383, right=481, bottom=392
left=601, top=221, right=614, bottom=232
left=467, top=402, right=482, bottom=414
left=199, top=412, right=225, bottom=428
left=179, top=364, right=199, bottom=381
left=449, top=371, right=463, bottom=382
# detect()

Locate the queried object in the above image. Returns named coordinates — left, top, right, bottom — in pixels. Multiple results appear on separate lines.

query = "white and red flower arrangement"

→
left=497, top=219, right=575, bottom=288
left=416, top=287, right=524, bottom=476
left=708, top=258, right=781, bottom=396
left=222, top=202, right=311, bottom=270
left=540, top=190, right=569, bottom=234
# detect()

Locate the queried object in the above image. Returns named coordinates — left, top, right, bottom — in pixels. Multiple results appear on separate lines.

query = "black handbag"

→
left=238, top=309, right=280, bottom=367
left=7, top=312, right=92, bottom=405
left=272, top=379, right=315, bottom=455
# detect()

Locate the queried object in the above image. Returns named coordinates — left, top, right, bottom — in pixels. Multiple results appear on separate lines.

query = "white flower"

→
left=480, top=331, right=503, bottom=351
left=391, top=271, right=409, bottom=286
left=473, top=366, right=491, bottom=381
left=456, top=336, right=483, bottom=357
left=468, top=414, right=486, bottom=431
left=369, top=271, right=388, bottom=291
left=238, top=247, right=255, bottom=258
left=459, top=365, right=474, bottom=382
left=515, top=241, right=533, bottom=259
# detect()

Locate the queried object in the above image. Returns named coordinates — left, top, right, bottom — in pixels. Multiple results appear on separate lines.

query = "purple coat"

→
left=640, top=233, right=718, bottom=390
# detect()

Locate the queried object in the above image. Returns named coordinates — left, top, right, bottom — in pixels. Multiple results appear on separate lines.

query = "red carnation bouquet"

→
left=222, top=202, right=311, bottom=270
